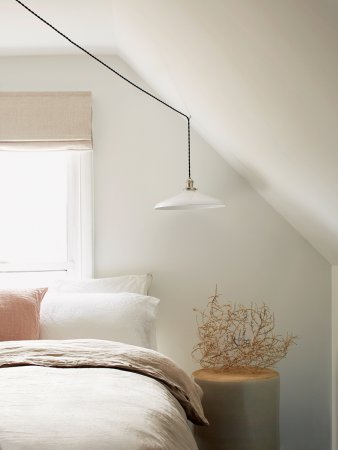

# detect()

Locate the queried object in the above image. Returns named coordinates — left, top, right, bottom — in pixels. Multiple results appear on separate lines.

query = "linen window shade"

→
left=0, top=92, right=92, bottom=150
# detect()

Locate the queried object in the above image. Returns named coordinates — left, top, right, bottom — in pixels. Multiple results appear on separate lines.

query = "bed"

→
left=0, top=339, right=207, bottom=450
left=0, top=277, right=207, bottom=450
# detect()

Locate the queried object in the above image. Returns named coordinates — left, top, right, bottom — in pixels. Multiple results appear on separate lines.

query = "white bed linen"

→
left=0, top=339, right=206, bottom=450
left=40, top=292, right=159, bottom=349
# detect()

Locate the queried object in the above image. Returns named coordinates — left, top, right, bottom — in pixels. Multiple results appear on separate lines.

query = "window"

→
left=0, top=151, right=92, bottom=288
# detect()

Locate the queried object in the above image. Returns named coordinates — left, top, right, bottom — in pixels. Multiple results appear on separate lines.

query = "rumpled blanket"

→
left=0, top=339, right=207, bottom=450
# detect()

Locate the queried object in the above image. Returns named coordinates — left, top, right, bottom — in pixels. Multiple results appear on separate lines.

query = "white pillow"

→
left=50, top=274, right=152, bottom=295
left=40, top=292, right=159, bottom=350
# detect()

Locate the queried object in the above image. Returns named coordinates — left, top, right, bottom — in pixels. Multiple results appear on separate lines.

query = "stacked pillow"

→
left=40, top=292, right=159, bottom=349
left=0, top=288, right=47, bottom=341
left=0, top=274, right=159, bottom=350
left=42, top=274, right=158, bottom=349
left=49, top=273, right=153, bottom=296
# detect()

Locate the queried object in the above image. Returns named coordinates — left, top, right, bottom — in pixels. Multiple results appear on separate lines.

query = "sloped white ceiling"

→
left=2, top=0, right=338, bottom=263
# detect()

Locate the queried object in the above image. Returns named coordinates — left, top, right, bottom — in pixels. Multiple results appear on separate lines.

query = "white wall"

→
left=333, top=267, right=338, bottom=450
left=0, top=55, right=331, bottom=450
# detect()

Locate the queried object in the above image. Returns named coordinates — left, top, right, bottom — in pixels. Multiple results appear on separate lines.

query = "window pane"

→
left=0, top=152, right=68, bottom=265
left=0, top=270, right=68, bottom=289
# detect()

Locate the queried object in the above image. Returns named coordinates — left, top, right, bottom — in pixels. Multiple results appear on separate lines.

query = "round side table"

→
left=192, top=368, right=280, bottom=450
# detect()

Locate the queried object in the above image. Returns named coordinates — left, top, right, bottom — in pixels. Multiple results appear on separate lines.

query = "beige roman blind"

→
left=0, top=92, right=92, bottom=150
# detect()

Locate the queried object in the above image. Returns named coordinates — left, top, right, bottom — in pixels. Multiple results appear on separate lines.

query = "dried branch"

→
left=192, top=287, right=297, bottom=370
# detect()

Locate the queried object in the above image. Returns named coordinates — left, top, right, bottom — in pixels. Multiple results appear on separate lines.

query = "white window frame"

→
left=0, top=151, right=93, bottom=281
left=67, top=151, right=93, bottom=280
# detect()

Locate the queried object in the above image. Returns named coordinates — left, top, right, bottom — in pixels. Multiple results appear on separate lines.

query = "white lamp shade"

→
left=154, top=189, right=225, bottom=210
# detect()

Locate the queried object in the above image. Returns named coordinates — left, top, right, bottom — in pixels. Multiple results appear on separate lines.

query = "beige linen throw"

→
left=0, top=339, right=207, bottom=450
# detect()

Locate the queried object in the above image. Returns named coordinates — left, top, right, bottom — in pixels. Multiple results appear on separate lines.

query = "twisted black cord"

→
left=13, top=0, right=192, bottom=178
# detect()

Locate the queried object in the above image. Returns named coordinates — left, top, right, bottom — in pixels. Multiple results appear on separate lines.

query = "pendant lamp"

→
left=154, top=179, right=225, bottom=210
left=15, top=0, right=225, bottom=211
left=154, top=118, right=225, bottom=210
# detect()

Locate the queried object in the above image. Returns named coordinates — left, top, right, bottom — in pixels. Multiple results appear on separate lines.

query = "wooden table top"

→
left=192, top=367, right=279, bottom=382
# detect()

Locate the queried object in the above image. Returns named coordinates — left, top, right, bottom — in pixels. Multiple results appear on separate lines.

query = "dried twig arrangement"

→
left=192, top=287, right=297, bottom=370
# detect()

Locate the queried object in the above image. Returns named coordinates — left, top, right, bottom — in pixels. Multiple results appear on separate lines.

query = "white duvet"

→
left=0, top=339, right=207, bottom=450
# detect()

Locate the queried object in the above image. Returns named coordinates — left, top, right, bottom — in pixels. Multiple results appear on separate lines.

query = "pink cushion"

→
left=0, top=288, right=47, bottom=341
